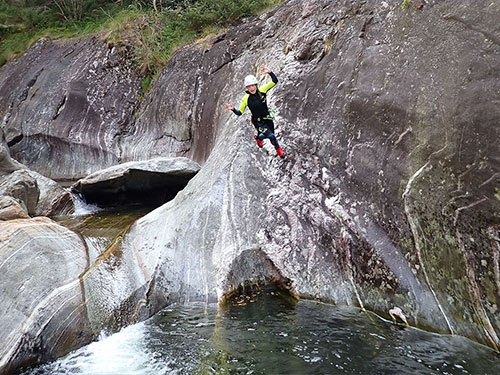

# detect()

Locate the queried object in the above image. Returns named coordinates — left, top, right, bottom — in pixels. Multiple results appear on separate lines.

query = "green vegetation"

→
left=1, top=0, right=282, bottom=77
left=0, top=0, right=120, bottom=65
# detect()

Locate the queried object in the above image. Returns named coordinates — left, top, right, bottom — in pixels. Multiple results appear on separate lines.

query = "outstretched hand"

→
left=225, top=101, right=234, bottom=111
left=261, top=66, right=271, bottom=74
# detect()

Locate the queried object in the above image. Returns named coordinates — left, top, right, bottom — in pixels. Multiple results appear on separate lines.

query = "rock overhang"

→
left=72, top=157, right=201, bottom=206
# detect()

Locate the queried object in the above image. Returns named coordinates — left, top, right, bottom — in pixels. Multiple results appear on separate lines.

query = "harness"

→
left=254, top=110, right=277, bottom=123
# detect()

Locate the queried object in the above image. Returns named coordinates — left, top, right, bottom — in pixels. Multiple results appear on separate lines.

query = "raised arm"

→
left=260, top=66, right=278, bottom=94
left=226, top=94, right=249, bottom=116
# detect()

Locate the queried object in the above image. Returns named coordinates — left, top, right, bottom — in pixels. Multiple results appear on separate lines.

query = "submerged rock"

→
left=0, top=217, right=92, bottom=374
left=72, top=157, right=201, bottom=206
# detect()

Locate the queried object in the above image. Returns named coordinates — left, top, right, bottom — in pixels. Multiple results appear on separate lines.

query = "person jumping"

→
left=225, top=66, right=286, bottom=158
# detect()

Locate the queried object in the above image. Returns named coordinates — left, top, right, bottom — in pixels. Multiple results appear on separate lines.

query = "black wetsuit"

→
left=232, top=72, right=280, bottom=149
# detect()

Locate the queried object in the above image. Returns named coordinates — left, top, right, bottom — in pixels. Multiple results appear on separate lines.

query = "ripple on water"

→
left=20, top=292, right=500, bottom=375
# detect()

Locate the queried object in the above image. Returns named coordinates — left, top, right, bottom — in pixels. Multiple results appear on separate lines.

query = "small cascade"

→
left=55, top=197, right=148, bottom=264
left=55, top=190, right=153, bottom=269
left=70, top=190, right=103, bottom=216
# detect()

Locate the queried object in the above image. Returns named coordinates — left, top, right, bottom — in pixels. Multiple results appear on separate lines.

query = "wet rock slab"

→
left=72, top=157, right=200, bottom=206
left=0, top=217, right=92, bottom=374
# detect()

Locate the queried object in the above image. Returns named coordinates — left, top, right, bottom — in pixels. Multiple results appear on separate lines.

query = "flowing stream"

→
left=20, top=205, right=500, bottom=375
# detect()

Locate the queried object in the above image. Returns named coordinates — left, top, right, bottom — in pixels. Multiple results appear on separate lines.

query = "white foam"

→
left=71, top=192, right=102, bottom=216
left=41, top=323, right=172, bottom=375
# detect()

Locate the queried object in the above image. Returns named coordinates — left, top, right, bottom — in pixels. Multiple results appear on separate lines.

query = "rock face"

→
left=0, top=126, right=73, bottom=216
left=111, top=0, right=500, bottom=350
left=0, top=217, right=92, bottom=374
left=0, top=195, right=29, bottom=220
left=25, top=169, right=74, bottom=216
left=0, top=36, right=141, bottom=180
left=0, top=0, right=500, bottom=367
left=0, top=169, right=39, bottom=215
left=72, top=157, right=201, bottom=206
left=0, top=126, right=23, bottom=175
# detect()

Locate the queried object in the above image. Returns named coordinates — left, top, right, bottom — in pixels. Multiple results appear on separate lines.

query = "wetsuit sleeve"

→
left=232, top=94, right=249, bottom=116
left=260, top=72, right=278, bottom=94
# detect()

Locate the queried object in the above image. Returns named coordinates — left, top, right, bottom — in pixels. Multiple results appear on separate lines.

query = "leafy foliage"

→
left=0, top=0, right=282, bottom=80
left=0, top=0, right=122, bottom=65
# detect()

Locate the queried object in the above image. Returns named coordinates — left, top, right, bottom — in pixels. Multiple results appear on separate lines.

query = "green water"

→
left=54, top=205, right=150, bottom=263
left=22, top=290, right=500, bottom=375
left=35, top=203, right=500, bottom=374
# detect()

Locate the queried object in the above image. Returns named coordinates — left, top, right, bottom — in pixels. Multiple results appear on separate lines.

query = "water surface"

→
left=55, top=204, right=151, bottom=263
left=22, top=290, right=500, bottom=375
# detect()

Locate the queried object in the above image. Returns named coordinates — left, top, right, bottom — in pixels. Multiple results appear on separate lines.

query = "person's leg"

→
left=255, top=121, right=286, bottom=158
left=269, top=134, right=280, bottom=149
left=252, top=119, right=264, bottom=147
left=266, top=119, right=276, bottom=134
left=264, top=120, right=285, bottom=158
left=260, top=120, right=277, bottom=147
left=254, top=134, right=264, bottom=147
left=256, top=122, right=268, bottom=141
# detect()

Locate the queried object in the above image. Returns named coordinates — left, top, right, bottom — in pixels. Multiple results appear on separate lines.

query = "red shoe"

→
left=276, top=147, right=286, bottom=158
left=254, top=135, right=263, bottom=148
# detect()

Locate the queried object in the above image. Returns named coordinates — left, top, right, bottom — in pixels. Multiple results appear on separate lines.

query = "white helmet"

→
left=244, top=74, right=258, bottom=87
